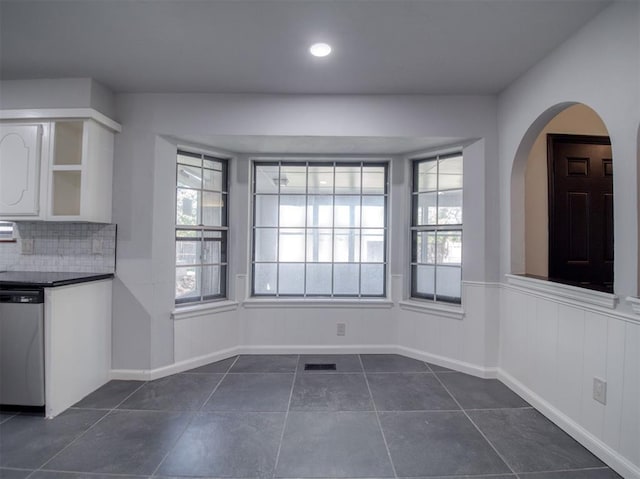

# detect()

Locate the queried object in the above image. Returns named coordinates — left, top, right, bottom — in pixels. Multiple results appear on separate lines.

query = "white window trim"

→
left=172, top=300, right=239, bottom=320
left=398, top=299, right=465, bottom=320
left=242, top=297, right=394, bottom=309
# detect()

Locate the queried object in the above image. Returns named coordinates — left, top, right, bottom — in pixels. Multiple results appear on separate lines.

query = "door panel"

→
left=567, top=192, right=589, bottom=262
left=548, top=134, right=613, bottom=291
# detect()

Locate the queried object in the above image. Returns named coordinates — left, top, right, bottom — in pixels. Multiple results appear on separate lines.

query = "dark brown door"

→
left=548, top=134, right=613, bottom=291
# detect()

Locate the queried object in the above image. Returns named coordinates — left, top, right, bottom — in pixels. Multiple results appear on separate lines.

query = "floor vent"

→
left=304, top=363, right=337, bottom=371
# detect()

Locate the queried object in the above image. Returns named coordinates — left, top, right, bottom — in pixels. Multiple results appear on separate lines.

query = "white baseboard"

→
left=397, top=346, right=498, bottom=378
left=498, top=369, right=640, bottom=479
left=110, top=344, right=497, bottom=380
left=238, top=344, right=397, bottom=355
left=110, top=346, right=240, bottom=381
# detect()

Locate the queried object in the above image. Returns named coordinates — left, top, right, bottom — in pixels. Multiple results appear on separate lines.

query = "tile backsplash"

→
left=0, top=222, right=116, bottom=273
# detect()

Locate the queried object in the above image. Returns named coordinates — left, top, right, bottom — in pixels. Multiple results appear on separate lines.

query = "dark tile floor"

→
left=0, top=354, right=621, bottom=479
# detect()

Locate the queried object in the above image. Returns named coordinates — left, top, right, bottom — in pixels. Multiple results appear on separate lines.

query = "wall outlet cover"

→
left=337, top=323, right=346, bottom=336
left=21, top=238, right=34, bottom=255
left=593, top=377, right=607, bottom=405
left=92, top=238, right=103, bottom=255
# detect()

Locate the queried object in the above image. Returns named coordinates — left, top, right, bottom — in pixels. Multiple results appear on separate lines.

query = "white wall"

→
left=111, top=93, right=499, bottom=370
left=500, top=284, right=639, bottom=478
left=525, top=104, right=609, bottom=277
left=498, top=2, right=640, bottom=477
left=498, top=1, right=640, bottom=300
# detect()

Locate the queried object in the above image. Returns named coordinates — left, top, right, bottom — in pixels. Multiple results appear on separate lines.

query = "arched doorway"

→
left=511, top=103, right=613, bottom=291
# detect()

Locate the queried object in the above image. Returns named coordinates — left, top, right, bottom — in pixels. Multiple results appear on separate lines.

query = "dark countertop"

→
left=0, top=271, right=114, bottom=288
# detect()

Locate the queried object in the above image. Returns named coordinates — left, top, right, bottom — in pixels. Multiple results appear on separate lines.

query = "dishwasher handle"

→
left=0, top=290, right=45, bottom=303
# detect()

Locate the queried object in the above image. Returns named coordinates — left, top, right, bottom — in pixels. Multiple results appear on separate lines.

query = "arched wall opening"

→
left=510, top=103, right=612, bottom=285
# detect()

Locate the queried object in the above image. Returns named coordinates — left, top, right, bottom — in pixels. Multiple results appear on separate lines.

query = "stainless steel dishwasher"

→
left=0, top=287, right=45, bottom=408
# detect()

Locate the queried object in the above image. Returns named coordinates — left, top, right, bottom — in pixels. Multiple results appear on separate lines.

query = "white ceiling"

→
left=0, top=0, right=610, bottom=95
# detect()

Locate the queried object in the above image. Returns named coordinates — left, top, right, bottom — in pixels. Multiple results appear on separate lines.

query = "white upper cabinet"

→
left=0, top=124, right=44, bottom=216
left=0, top=109, right=120, bottom=223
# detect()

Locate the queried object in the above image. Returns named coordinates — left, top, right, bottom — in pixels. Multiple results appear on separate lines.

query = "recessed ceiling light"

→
left=310, top=42, right=332, bottom=57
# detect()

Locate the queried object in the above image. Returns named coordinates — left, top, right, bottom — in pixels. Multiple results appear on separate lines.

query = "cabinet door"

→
left=0, top=124, right=43, bottom=216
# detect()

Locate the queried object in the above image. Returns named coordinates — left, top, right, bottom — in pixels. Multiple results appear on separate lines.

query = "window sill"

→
left=398, top=299, right=465, bottom=319
left=242, top=298, right=394, bottom=309
left=627, top=297, right=640, bottom=315
left=505, top=274, right=618, bottom=310
left=172, top=300, right=239, bottom=320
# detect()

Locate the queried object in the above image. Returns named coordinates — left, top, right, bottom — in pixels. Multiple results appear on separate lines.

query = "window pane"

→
left=176, top=188, right=200, bottom=225
left=279, top=263, right=305, bottom=295
left=416, top=160, right=437, bottom=192
left=307, top=195, right=333, bottom=228
left=362, top=166, right=385, bottom=194
left=203, top=168, right=222, bottom=192
left=280, top=165, right=307, bottom=194
left=178, top=151, right=201, bottom=168
left=334, top=229, right=360, bottom=262
left=203, top=157, right=223, bottom=171
left=439, top=155, right=463, bottom=190
left=279, top=228, right=305, bottom=262
left=438, top=190, right=462, bottom=225
left=413, top=264, right=435, bottom=297
left=254, top=263, right=277, bottom=294
left=280, top=195, right=306, bottom=227
left=414, top=231, right=436, bottom=264
left=255, top=195, right=278, bottom=227
left=334, top=166, right=361, bottom=194
left=333, top=264, right=359, bottom=295
left=177, top=164, right=202, bottom=189
left=306, top=264, right=332, bottom=295
left=176, top=238, right=200, bottom=265
left=252, top=161, right=388, bottom=297
left=308, top=165, right=333, bottom=194
left=254, top=228, right=278, bottom=262
left=202, top=265, right=223, bottom=297
left=361, top=229, right=384, bottom=262
left=202, top=192, right=223, bottom=226
left=255, top=164, right=280, bottom=194
left=436, top=265, right=461, bottom=301
left=203, top=231, right=225, bottom=264
left=306, top=229, right=333, bottom=262
left=361, top=264, right=384, bottom=295
left=334, top=196, right=360, bottom=227
left=414, top=192, right=437, bottom=226
left=436, top=231, right=462, bottom=265
left=361, top=196, right=385, bottom=228
left=176, top=266, right=200, bottom=300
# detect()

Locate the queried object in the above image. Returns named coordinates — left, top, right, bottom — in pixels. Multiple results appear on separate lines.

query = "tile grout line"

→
left=149, top=355, right=241, bottom=478
left=358, top=354, right=399, bottom=479
left=431, top=371, right=521, bottom=479
left=29, top=379, right=149, bottom=477
left=271, top=354, right=300, bottom=479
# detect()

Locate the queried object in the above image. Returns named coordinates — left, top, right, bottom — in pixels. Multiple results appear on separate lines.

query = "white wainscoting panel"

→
left=500, top=285, right=640, bottom=478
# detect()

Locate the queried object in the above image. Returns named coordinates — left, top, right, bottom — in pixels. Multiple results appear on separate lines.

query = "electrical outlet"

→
left=337, top=323, right=346, bottom=336
left=593, top=377, right=607, bottom=405
left=92, top=238, right=103, bottom=255
left=21, top=239, right=34, bottom=255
